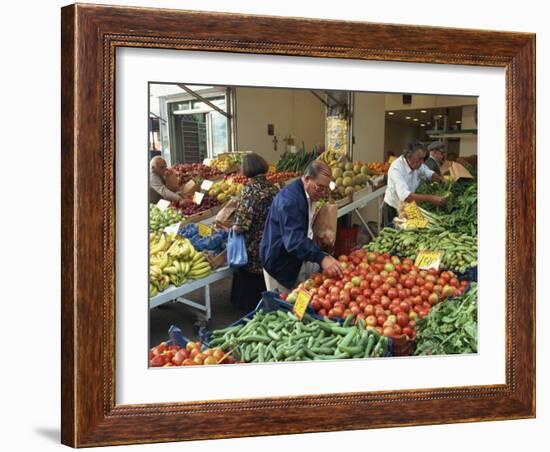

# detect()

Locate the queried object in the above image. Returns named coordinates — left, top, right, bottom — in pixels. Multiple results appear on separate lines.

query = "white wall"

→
left=352, top=92, right=386, bottom=224
left=385, top=94, right=477, bottom=111
left=235, top=87, right=325, bottom=163
left=459, top=104, right=478, bottom=156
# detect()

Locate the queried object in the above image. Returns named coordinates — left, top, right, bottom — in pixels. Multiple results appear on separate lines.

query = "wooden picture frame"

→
left=61, top=3, right=535, bottom=447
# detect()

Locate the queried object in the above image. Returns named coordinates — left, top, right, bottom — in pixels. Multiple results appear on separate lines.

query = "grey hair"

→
left=403, top=140, right=426, bottom=158
left=303, top=160, right=332, bottom=179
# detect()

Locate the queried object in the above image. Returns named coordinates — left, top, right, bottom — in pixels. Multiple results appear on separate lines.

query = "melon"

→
left=332, top=167, right=343, bottom=179
left=342, top=177, right=353, bottom=187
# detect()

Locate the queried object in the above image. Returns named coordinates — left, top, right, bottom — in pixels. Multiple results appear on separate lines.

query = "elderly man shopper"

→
left=425, top=141, right=447, bottom=176
left=260, top=160, right=343, bottom=295
left=383, top=140, right=447, bottom=226
left=149, top=156, right=187, bottom=206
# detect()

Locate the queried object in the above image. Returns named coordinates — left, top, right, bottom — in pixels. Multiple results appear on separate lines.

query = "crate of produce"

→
left=149, top=325, right=238, bottom=367
left=458, top=266, right=477, bottom=282
left=205, top=248, right=227, bottom=269
left=178, top=223, right=228, bottom=268
left=334, top=226, right=359, bottom=257
left=200, top=291, right=317, bottom=347
left=388, top=334, right=415, bottom=356
left=204, top=295, right=392, bottom=361
left=179, top=204, right=223, bottom=226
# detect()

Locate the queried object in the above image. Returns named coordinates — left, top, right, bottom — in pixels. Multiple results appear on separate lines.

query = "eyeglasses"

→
left=312, top=180, right=330, bottom=193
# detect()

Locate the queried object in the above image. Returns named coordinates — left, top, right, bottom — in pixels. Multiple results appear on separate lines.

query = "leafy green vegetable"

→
left=416, top=180, right=478, bottom=235
left=414, top=283, right=478, bottom=356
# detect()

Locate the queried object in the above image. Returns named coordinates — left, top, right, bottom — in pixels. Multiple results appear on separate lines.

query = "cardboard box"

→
left=441, top=161, right=474, bottom=180
left=205, top=249, right=227, bottom=270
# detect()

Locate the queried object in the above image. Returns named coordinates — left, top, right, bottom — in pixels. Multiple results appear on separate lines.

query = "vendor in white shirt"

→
left=383, top=140, right=446, bottom=226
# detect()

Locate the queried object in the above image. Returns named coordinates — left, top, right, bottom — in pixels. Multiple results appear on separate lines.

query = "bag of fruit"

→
left=313, top=203, right=337, bottom=252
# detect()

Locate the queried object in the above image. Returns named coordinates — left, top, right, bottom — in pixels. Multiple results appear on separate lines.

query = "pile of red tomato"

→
left=149, top=341, right=237, bottom=367
left=286, top=249, right=469, bottom=340
left=224, top=174, right=249, bottom=185
left=266, top=171, right=301, bottom=184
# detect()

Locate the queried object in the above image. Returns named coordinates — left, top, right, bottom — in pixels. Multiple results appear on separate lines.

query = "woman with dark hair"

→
left=230, top=153, right=279, bottom=311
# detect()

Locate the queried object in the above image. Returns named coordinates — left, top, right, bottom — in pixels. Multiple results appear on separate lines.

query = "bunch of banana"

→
left=149, top=232, right=175, bottom=255
left=150, top=252, right=170, bottom=270
left=162, top=259, right=191, bottom=287
left=319, top=149, right=344, bottom=167
left=149, top=264, right=170, bottom=297
left=166, top=236, right=194, bottom=260
left=188, top=251, right=212, bottom=280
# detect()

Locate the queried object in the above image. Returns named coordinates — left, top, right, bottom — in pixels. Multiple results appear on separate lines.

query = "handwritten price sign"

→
left=292, top=290, right=312, bottom=320
left=414, top=251, right=444, bottom=270
left=198, top=223, right=212, bottom=237
left=156, top=199, right=171, bottom=211
left=192, top=191, right=205, bottom=205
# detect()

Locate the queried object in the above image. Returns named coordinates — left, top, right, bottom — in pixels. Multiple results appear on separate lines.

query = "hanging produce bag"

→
left=313, top=203, right=338, bottom=252
left=215, top=198, right=238, bottom=227
left=227, top=231, right=248, bottom=268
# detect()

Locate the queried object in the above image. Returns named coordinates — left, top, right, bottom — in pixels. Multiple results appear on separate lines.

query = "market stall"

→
left=149, top=146, right=478, bottom=365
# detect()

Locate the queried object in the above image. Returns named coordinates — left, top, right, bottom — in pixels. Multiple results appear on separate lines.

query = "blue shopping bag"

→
left=227, top=230, right=248, bottom=268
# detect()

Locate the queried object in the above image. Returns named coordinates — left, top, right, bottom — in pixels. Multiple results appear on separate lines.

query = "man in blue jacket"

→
left=260, top=160, right=343, bottom=294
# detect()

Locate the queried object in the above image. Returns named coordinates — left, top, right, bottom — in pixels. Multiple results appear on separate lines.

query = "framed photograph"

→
left=61, top=3, right=535, bottom=447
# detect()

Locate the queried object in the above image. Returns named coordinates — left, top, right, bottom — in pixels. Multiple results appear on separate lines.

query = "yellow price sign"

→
left=415, top=251, right=444, bottom=270
left=198, top=223, right=212, bottom=237
left=292, top=290, right=312, bottom=320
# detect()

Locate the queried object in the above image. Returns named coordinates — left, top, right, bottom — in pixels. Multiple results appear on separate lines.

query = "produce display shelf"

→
left=149, top=266, right=234, bottom=319
left=337, top=185, right=387, bottom=239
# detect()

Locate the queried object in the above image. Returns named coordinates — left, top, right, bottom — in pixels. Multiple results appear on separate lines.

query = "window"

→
left=165, top=88, right=234, bottom=163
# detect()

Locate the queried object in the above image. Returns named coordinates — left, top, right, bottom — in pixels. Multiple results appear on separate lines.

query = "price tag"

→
left=156, top=199, right=171, bottom=211
left=201, top=179, right=214, bottom=191
left=163, top=223, right=181, bottom=235
left=415, top=251, right=444, bottom=270
left=292, top=290, right=312, bottom=320
left=193, top=191, right=205, bottom=205
left=198, top=223, right=212, bottom=237
left=329, top=181, right=336, bottom=191
left=203, top=158, right=213, bottom=167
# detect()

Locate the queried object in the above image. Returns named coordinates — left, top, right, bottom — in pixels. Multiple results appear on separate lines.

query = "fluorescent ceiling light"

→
left=405, top=116, right=411, bottom=119
left=388, top=112, right=394, bottom=115
left=420, top=110, right=427, bottom=113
